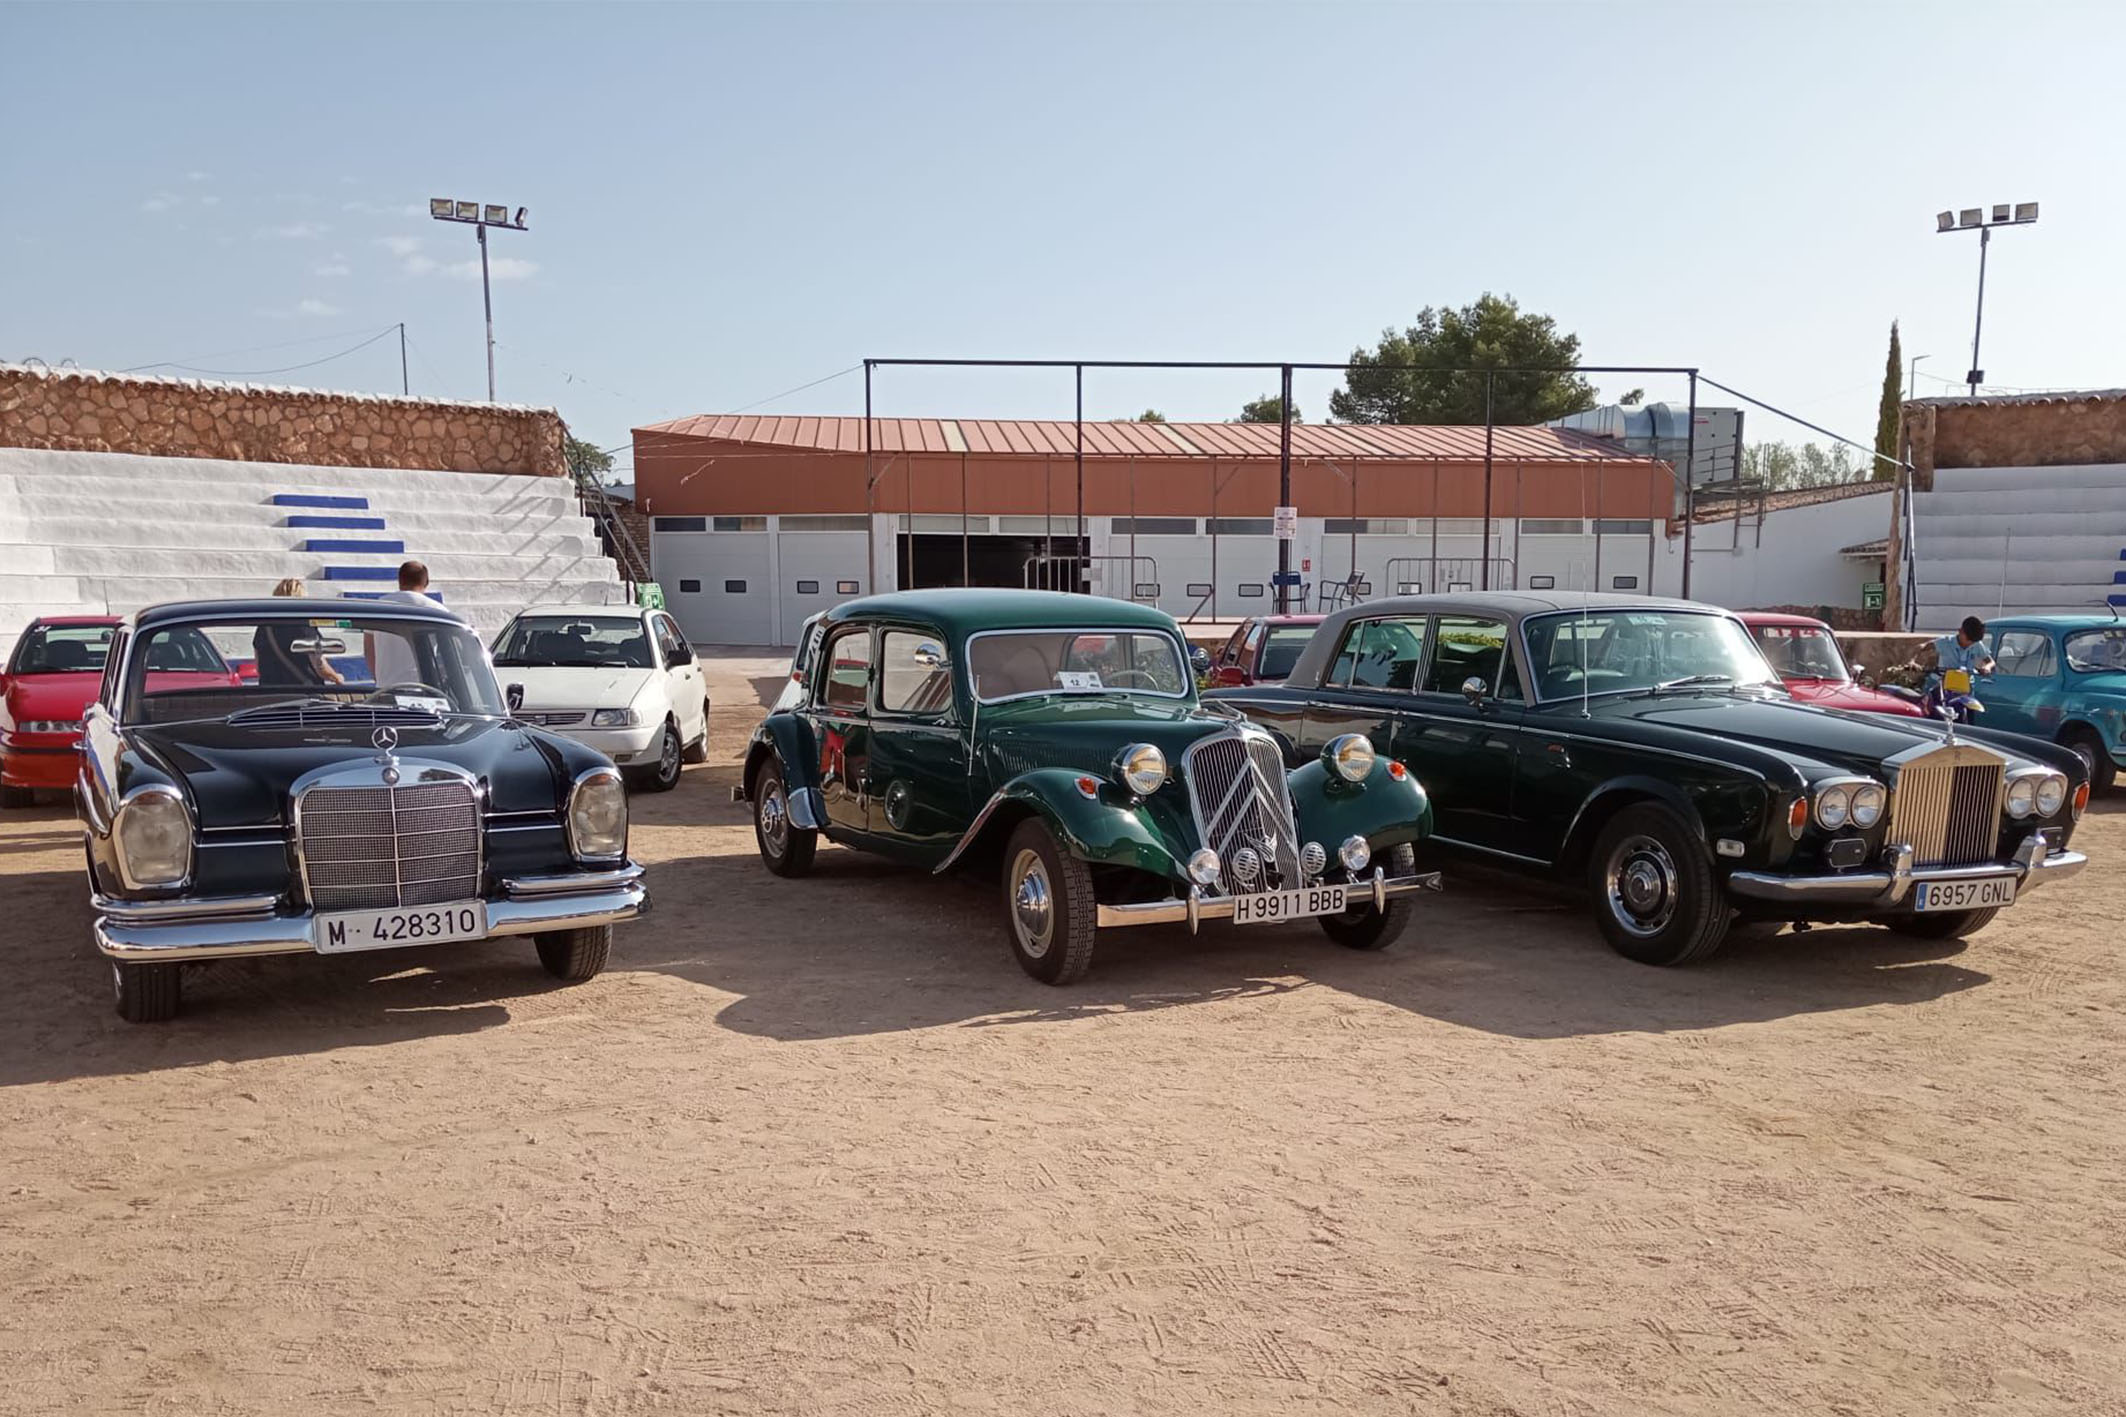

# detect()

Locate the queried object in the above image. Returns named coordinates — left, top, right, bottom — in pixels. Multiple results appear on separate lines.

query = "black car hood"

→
left=1579, top=691, right=1966, bottom=775
left=129, top=717, right=568, bottom=828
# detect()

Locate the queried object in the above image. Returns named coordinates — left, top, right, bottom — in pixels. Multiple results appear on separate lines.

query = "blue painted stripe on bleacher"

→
left=302, top=538, right=406, bottom=554
left=2115, top=569, right=2126, bottom=584
left=271, top=493, right=370, bottom=509
left=286, top=514, right=386, bottom=530
left=322, top=565, right=398, bottom=581
left=344, top=590, right=446, bottom=602
left=2112, top=592, right=2126, bottom=606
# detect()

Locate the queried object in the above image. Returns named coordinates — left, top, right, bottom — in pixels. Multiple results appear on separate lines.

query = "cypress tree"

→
left=1873, top=322, right=1903, bottom=482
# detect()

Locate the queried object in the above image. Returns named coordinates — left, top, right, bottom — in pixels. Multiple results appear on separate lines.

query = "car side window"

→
left=97, top=630, right=129, bottom=709
left=1993, top=630, right=2056, bottom=678
left=876, top=631, right=954, bottom=717
left=818, top=627, right=871, bottom=711
left=653, top=615, right=690, bottom=666
left=1328, top=617, right=1429, bottom=691
left=1421, top=617, right=1511, bottom=696
left=1219, top=626, right=1245, bottom=665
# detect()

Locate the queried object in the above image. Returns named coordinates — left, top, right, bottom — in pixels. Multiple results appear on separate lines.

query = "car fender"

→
left=739, top=713, right=826, bottom=828
left=935, top=767, right=1194, bottom=882
left=1286, top=756, right=1433, bottom=854
left=1559, top=773, right=1725, bottom=869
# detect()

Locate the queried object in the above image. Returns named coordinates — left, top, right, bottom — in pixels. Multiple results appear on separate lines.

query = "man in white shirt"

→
left=366, top=560, right=434, bottom=687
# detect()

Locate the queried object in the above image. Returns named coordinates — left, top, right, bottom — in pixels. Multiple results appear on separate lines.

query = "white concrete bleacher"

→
left=1907, top=462, right=2126, bottom=630
left=0, top=446, right=627, bottom=662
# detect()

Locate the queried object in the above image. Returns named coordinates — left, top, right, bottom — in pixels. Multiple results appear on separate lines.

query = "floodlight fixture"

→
left=425, top=195, right=532, bottom=401
left=483, top=204, right=508, bottom=225
left=1932, top=199, right=2044, bottom=396
left=455, top=200, right=479, bottom=221
left=514, top=207, right=528, bottom=228
left=430, top=197, right=454, bottom=219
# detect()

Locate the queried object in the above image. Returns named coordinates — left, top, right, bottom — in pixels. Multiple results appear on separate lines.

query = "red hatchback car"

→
left=1, top=616, right=242, bottom=806
left=1207, top=614, right=1325, bottom=688
left=1739, top=612, right=1921, bottom=718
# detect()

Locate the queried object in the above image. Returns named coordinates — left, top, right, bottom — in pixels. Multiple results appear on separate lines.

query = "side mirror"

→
left=668, top=645, right=695, bottom=667
left=506, top=683, right=525, bottom=712
left=1461, top=676, right=1489, bottom=706
left=912, top=641, right=947, bottom=670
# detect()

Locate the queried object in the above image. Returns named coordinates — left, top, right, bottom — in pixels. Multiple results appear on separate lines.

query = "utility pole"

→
left=1907, top=352, right=1929, bottom=401
left=429, top=199, right=528, bottom=402
left=398, top=323, right=409, bottom=396
left=1479, top=372, right=1495, bottom=590
left=1276, top=364, right=1294, bottom=613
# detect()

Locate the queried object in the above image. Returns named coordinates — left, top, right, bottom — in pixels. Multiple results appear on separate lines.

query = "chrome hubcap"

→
left=1605, top=834, right=1679, bottom=938
left=1010, top=848, right=1054, bottom=959
left=760, top=784, right=787, bottom=853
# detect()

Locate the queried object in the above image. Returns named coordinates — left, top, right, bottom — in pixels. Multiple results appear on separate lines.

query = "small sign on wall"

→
left=1862, top=582, right=1886, bottom=611
left=1273, top=506, right=1299, bottom=541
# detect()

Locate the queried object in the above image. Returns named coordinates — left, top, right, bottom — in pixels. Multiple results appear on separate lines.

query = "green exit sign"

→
left=1861, top=582, right=1885, bottom=611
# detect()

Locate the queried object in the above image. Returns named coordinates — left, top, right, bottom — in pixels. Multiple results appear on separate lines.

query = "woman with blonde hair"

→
left=255, top=576, right=346, bottom=686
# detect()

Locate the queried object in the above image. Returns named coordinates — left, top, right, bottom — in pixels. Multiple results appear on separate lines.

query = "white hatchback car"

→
left=491, top=605, right=709, bottom=792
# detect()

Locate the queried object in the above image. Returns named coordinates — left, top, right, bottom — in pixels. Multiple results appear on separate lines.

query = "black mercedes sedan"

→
left=1208, top=592, right=2091, bottom=965
left=77, top=597, right=648, bottom=1021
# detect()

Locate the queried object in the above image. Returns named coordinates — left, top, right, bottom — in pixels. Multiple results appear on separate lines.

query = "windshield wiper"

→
left=1630, top=673, right=1737, bottom=697
left=225, top=697, right=349, bottom=722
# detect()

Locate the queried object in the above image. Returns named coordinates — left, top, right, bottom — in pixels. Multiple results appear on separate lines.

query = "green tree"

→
left=1236, top=394, right=1300, bottom=424
left=564, top=433, right=615, bottom=483
left=1134, top=409, right=1168, bottom=423
left=1872, top=321, right=1903, bottom=482
left=1328, top=293, right=1599, bottom=425
left=1741, top=440, right=1866, bottom=492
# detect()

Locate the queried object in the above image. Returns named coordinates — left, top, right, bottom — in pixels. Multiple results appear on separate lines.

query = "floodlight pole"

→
left=1936, top=204, right=2038, bottom=397
left=429, top=201, right=526, bottom=402
left=478, top=223, right=496, bottom=402
left=1966, top=224, right=1989, bottom=398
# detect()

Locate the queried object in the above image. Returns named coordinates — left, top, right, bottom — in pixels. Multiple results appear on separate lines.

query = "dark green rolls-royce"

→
left=736, top=589, right=1440, bottom=983
left=1210, top=592, right=2091, bottom=965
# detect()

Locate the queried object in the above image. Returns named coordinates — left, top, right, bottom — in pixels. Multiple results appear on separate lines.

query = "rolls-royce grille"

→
left=297, top=780, right=481, bottom=911
left=1891, top=749, right=2004, bottom=867
left=1184, top=731, right=1302, bottom=894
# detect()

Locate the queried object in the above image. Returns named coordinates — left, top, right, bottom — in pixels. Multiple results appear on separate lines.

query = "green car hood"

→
left=976, top=694, right=1238, bottom=782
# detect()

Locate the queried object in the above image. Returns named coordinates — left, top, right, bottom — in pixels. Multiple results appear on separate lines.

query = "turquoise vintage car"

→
left=1976, top=615, right=2126, bottom=793
left=736, top=589, right=1439, bottom=983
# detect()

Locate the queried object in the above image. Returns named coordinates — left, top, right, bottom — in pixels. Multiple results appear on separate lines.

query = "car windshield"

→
left=122, top=614, right=505, bottom=725
left=2065, top=626, right=2126, bottom=673
left=1258, top=625, right=1318, bottom=681
left=1751, top=624, right=1850, bottom=681
left=1524, top=610, right=1781, bottom=702
left=492, top=615, right=654, bottom=669
left=968, top=629, right=1189, bottom=702
left=7, top=623, right=115, bottom=675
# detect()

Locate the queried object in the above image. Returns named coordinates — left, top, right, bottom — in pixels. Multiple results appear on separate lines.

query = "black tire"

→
left=2062, top=728, right=2116, bottom=795
left=681, top=704, right=711, bottom=765
left=630, top=721, right=682, bottom=793
left=112, top=959, right=181, bottom=1023
left=752, top=757, right=817, bottom=878
left=1002, top=817, right=1097, bottom=985
left=1, top=783, right=34, bottom=809
left=1587, top=802, right=1731, bottom=966
left=534, top=925, right=611, bottom=981
left=1884, top=907, right=2000, bottom=941
left=1318, top=842, right=1417, bottom=951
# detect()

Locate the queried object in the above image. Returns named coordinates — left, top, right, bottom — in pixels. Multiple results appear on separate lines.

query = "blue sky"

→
left=5, top=1, right=2121, bottom=476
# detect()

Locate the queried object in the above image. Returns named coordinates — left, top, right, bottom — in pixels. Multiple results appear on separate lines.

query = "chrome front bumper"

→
left=1726, top=835, right=2087, bottom=910
left=1095, top=866, right=1444, bottom=932
left=92, top=863, right=648, bottom=963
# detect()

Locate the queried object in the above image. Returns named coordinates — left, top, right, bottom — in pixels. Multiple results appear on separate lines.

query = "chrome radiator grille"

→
left=296, top=779, right=481, bottom=911
left=1890, top=747, right=2004, bottom=867
left=1184, top=731, right=1301, bottom=894
left=517, top=710, right=587, bottom=727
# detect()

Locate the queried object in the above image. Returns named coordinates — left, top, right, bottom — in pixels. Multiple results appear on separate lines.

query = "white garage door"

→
left=653, top=529, right=773, bottom=646
left=775, top=530, right=869, bottom=647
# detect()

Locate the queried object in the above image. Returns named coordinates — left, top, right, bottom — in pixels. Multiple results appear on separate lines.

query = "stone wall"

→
left=0, top=363, right=566, bottom=477
left=1903, top=391, right=2126, bottom=490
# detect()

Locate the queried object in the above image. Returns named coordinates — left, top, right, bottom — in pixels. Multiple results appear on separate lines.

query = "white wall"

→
left=1654, top=490, right=1891, bottom=610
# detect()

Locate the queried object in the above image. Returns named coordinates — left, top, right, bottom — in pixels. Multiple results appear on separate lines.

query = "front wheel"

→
left=752, top=758, right=817, bottom=878
left=1587, top=803, right=1731, bottom=966
left=113, top=959, right=181, bottom=1022
left=1318, top=843, right=1416, bottom=951
left=2062, top=729, right=2116, bottom=795
left=1884, top=907, right=1999, bottom=941
left=1002, top=817, right=1096, bottom=985
left=535, top=925, right=612, bottom=981
left=631, top=721, right=682, bottom=793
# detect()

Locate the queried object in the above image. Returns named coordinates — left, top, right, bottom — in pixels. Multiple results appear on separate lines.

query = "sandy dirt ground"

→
left=3, top=650, right=2123, bottom=1416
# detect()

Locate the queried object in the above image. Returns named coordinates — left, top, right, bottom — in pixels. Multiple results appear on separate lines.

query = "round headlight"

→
left=1186, top=848, right=1221, bottom=888
left=1324, top=734, right=1375, bottom=783
left=2005, top=775, right=2038, bottom=820
left=1849, top=782, right=1887, bottom=829
left=1114, top=743, right=1167, bottom=797
left=568, top=769, right=629, bottom=860
left=2035, top=773, right=2068, bottom=818
left=114, top=786, right=192, bottom=889
left=1338, top=834, right=1372, bottom=872
left=1814, top=782, right=1852, bottom=831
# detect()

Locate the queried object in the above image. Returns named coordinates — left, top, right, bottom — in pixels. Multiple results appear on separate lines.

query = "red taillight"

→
left=1388, top=760, right=1408, bottom=780
left=2073, top=781, right=2091, bottom=820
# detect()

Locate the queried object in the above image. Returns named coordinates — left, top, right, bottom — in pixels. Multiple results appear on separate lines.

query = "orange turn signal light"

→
left=1075, top=776, right=1102, bottom=799
left=1388, top=760, right=1408, bottom=780
left=2073, top=781, right=2091, bottom=819
left=1787, top=796, right=1809, bottom=837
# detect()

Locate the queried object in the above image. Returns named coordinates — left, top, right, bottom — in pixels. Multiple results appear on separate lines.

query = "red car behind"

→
left=1, top=616, right=242, bottom=806
left=1739, top=612, right=1921, bottom=718
left=1207, top=614, right=1325, bottom=687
